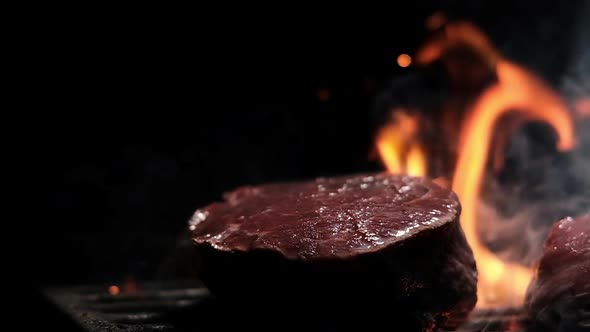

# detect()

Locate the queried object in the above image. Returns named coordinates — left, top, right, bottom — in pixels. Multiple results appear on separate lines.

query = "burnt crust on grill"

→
left=190, top=173, right=477, bottom=330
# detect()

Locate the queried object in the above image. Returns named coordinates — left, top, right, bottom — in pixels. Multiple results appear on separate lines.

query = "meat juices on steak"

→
left=526, top=215, right=590, bottom=332
left=190, top=174, right=477, bottom=330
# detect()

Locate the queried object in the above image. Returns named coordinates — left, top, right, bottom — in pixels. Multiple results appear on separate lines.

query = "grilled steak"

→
left=190, top=173, right=477, bottom=330
left=526, top=215, right=590, bottom=332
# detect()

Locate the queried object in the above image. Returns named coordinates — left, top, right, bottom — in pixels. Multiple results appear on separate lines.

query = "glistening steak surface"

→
left=526, top=215, right=590, bottom=331
left=191, top=174, right=459, bottom=259
left=190, top=173, right=477, bottom=330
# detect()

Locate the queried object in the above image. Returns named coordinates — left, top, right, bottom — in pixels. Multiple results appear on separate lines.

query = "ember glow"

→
left=397, top=54, right=412, bottom=68
left=425, top=11, right=446, bottom=31
left=108, top=285, right=120, bottom=295
left=376, top=22, right=576, bottom=308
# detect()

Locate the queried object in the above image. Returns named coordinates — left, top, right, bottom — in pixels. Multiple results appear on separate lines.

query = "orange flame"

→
left=453, top=60, right=575, bottom=307
left=377, top=22, right=576, bottom=308
left=376, top=111, right=426, bottom=176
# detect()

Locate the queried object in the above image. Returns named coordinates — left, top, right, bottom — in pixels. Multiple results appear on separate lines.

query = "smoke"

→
left=371, top=2, right=590, bottom=268
left=478, top=118, right=590, bottom=265
left=473, top=2, right=590, bottom=266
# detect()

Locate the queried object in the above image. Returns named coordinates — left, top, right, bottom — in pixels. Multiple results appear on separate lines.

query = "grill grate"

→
left=46, top=280, right=530, bottom=332
left=46, top=281, right=210, bottom=332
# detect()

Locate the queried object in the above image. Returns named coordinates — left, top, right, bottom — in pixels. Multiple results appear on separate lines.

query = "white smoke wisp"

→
left=476, top=1, right=590, bottom=265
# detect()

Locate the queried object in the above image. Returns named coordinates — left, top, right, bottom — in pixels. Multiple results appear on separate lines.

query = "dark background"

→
left=25, top=2, right=587, bottom=292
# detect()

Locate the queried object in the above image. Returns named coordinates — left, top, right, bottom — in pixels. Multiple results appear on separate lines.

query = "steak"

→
left=526, top=215, right=590, bottom=332
left=190, top=173, right=477, bottom=330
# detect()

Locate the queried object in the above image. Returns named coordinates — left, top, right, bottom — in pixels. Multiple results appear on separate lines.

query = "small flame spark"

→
left=108, top=285, right=120, bottom=295
left=376, top=111, right=425, bottom=176
left=397, top=54, right=412, bottom=68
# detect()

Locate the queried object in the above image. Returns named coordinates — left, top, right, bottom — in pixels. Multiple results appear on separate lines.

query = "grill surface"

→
left=46, top=280, right=529, bottom=332
left=46, top=280, right=211, bottom=332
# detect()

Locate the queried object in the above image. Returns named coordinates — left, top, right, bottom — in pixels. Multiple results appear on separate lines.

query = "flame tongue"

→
left=452, top=60, right=575, bottom=307
left=376, top=111, right=426, bottom=176
left=376, top=22, right=576, bottom=308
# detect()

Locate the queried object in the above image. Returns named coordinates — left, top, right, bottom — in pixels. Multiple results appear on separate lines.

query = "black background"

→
left=17, top=2, right=588, bottom=328
left=28, top=1, right=585, bottom=286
